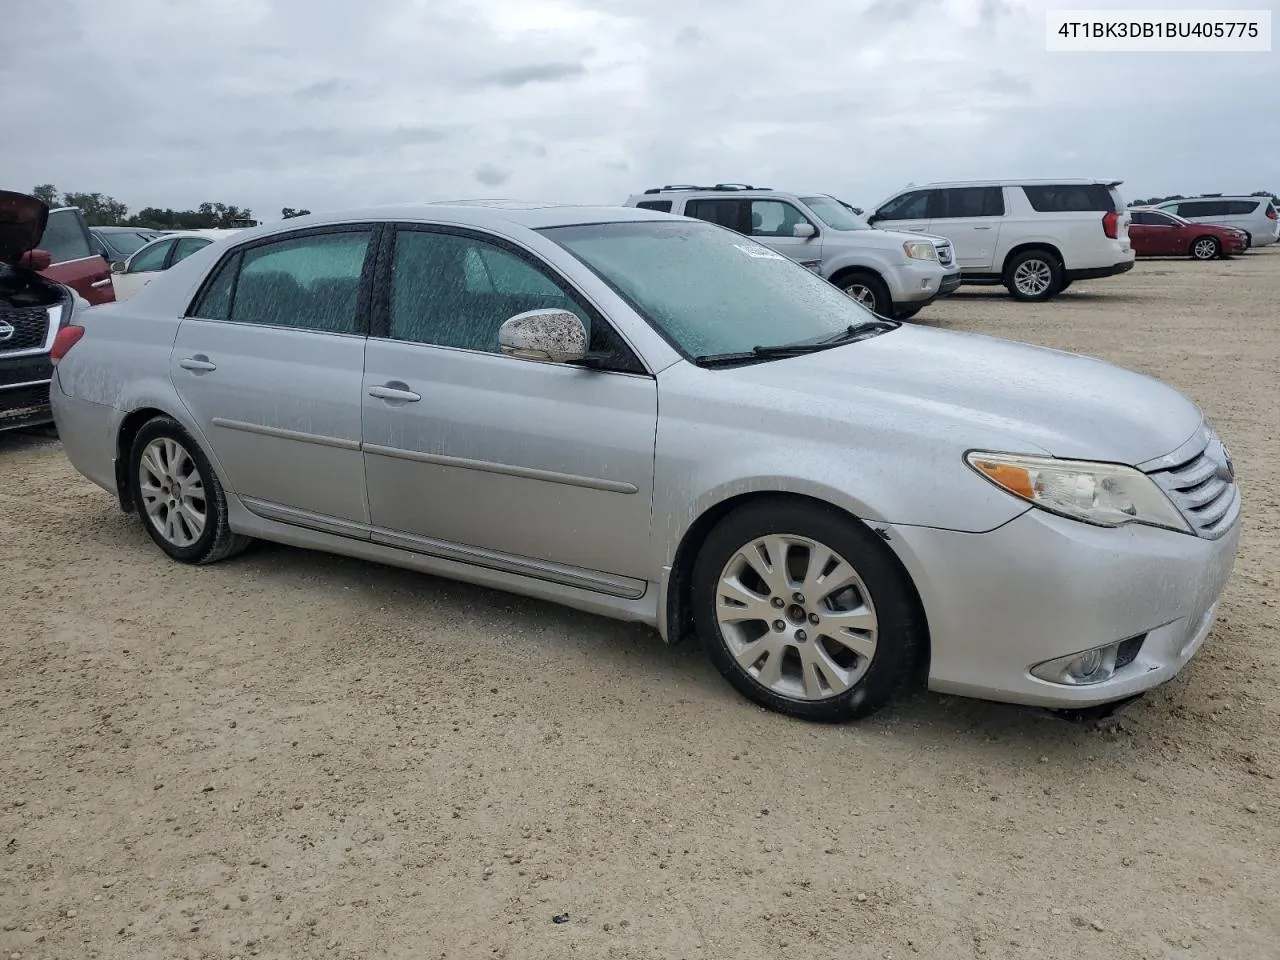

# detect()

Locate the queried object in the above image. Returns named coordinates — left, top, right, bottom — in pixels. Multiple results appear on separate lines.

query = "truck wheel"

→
left=1003, top=250, right=1062, bottom=302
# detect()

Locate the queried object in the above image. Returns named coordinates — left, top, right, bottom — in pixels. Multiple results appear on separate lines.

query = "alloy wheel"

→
left=139, top=437, right=207, bottom=547
left=715, top=534, right=878, bottom=701
left=843, top=283, right=877, bottom=311
left=1193, top=239, right=1218, bottom=260
left=1013, top=258, right=1053, bottom=297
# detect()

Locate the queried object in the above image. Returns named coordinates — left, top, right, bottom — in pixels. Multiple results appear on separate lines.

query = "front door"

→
left=171, top=226, right=375, bottom=526
left=745, top=199, right=823, bottom=263
left=361, top=225, right=657, bottom=589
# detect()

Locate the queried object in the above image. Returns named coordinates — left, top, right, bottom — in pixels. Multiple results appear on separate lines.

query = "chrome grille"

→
left=1148, top=440, right=1239, bottom=539
left=935, top=242, right=954, bottom=267
left=0, top=305, right=52, bottom=355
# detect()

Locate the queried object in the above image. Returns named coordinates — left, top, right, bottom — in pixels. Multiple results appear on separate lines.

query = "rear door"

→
left=930, top=187, right=1004, bottom=269
left=37, top=209, right=115, bottom=304
left=171, top=225, right=375, bottom=526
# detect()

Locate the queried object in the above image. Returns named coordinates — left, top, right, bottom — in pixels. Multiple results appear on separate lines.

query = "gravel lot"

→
left=3, top=248, right=1278, bottom=960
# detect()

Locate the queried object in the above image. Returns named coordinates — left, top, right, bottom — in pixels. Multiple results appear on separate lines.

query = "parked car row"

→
left=1, top=190, right=1240, bottom=725
left=627, top=178, right=1139, bottom=309
left=1149, top=195, right=1278, bottom=248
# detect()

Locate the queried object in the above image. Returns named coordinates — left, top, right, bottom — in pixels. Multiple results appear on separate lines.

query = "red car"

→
left=1128, top=208, right=1248, bottom=260
left=10, top=201, right=116, bottom=304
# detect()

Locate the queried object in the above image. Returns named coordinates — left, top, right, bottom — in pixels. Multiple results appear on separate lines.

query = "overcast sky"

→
left=3, top=0, right=1276, bottom=220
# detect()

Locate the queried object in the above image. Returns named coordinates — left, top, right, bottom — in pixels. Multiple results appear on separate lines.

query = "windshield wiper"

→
left=693, top=320, right=897, bottom=368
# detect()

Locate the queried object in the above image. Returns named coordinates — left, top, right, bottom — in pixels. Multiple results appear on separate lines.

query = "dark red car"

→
left=1128, top=208, right=1248, bottom=260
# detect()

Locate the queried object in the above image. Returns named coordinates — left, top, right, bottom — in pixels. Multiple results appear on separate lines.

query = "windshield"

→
left=541, top=220, right=879, bottom=358
left=111, top=232, right=160, bottom=256
left=800, top=196, right=870, bottom=231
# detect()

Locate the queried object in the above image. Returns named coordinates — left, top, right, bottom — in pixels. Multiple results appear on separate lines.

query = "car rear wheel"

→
left=838, top=271, right=892, bottom=318
left=1191, top=237, right=1220, bottom=260
left=691, top=499, right=923, bottom=722
left=1003, top=250, right=1061, bottom=302
left=130, top=416, right=250, bottom=564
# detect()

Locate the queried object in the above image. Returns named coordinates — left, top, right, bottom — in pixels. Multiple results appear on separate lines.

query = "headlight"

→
left=965, top=451, right=1191, bottom=533
left=903, top=241, right=937, bottom=261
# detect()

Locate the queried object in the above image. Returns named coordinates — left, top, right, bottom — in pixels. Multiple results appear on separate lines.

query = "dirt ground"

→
left=2, top=247, right=1278, bottom=960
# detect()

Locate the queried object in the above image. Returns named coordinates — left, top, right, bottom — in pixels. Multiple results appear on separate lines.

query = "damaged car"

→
left=2, top=190, right=88, bottom=433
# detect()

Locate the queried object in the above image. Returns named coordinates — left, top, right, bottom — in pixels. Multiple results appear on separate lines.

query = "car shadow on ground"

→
left=78, top=510, right=1148, bottom=752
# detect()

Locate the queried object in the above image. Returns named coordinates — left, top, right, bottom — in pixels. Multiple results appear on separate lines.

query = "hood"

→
left=717, top=324, right=1203, bottom=465
left=0, top=190, right=50, bottom=265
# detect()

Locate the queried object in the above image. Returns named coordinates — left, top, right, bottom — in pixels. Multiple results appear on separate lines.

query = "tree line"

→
left=29, top=185, right=311, bottom=230
left=1128, top=189, right=1277, bottom=207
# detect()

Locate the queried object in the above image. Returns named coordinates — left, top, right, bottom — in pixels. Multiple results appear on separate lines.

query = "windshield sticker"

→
left=733, top=243, right=787, bottom=261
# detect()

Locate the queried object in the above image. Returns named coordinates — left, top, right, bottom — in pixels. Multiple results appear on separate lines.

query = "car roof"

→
left=902, top=178, right=1123, bottom=189
left=210, top=201, right=676, bottom=244
left=92, top=225, right=160, bottom=233
left=630, top=189, right=827, bottom=199
left=1159, top=195, right=1264, bottom=202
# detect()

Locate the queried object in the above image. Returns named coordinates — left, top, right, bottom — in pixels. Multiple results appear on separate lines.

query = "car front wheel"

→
left=691, top=499, right=924, bottom=722
left=838, top=271, right=893, bottom=318
left=130, top=416, right=250, bottom=564
left=1191, top=237, right=1220, bottom=260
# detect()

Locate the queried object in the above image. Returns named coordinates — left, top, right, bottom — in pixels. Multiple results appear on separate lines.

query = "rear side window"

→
left=190, top=230, right=372, bottom=334
left=635, top=200, right=673, bottom=212
left=1225, top=200, right=1260, bottom=215
left=39, top=210, right=94, bottom=264
left=684, top=198, right=750, bottom=233
left=1178, top=200, right=1229, bottom=217
left=934, top=187, right=1004, bottom=218
left=1021, top=184, right=1118, bottom=213
left=1129, top=211, right=1151, bottom=225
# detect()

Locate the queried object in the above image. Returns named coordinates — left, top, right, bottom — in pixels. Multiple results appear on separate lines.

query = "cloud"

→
left=0, top=0, right=1275, bottom=221
left=471, top=61, right=588, bottom=88
left=474, top=163, right=512, bottom=186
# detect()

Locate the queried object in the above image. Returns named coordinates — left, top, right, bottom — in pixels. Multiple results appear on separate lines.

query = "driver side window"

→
left=876, top=190, right=933, bottom=221
left=388, top=229, right=592, bottom=354
left=128, top=239, right=174, bottom=274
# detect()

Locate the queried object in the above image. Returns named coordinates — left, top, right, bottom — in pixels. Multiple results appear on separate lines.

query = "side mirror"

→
left=792, top=222, right=817, bottom=239
left=20, top=249, right=53, bottom=271
left=865, top=214, right=880, bottom=225
left=112, top=260, right=126, bottom=275
left=498, top=309, right=588, bottom=364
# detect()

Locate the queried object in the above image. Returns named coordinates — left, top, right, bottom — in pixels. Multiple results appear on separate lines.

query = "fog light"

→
left=1031, top=641, right=1125, bottom=686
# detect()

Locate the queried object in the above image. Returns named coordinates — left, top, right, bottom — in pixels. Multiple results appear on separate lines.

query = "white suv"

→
left=623, top=185, right=961, bottom=320
left=1153, top=196, right=1279, bottom=248
left=867, top=179, right=1135, bottom=302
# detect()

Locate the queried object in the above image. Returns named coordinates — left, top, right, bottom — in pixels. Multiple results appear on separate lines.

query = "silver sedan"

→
left=49, top=202, right=1241, bottom=721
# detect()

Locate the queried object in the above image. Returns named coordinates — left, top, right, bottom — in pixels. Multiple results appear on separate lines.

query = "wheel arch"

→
left=1000, top=241, right=1064, bottom=275
left=662, top=491, right=931, bottom=672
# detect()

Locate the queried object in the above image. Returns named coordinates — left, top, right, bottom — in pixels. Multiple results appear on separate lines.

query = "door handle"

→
left=368, top=384, right=421, bottom=403
left=90, top=278, right=112, bottom=288
left=973, top=226, right=992, bottom=231
left=179, top=357, right=217, bottom=372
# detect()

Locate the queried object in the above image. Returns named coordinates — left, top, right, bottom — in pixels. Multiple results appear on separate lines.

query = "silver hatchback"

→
left=50, top=202, right=1241, bottom=722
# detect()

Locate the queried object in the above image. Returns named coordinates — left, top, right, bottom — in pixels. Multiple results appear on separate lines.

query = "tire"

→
left=130, top=415, right=250, bottom=565
left=1003, top=249, right=1062, bottom=302
left=691, top=499, right=924, bottom=723
left=1190, top=237, right=1220, bottom=261
left=1057, top=278, right=1073, bottom=292
left=837, top=271, right=893, bottom=318
left=1243, top=232, right=1252, bottom=249
left=895, top=306, right=922, bottom=321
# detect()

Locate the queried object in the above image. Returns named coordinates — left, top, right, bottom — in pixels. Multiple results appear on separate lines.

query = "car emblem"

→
left=0, top=321, right=15, bottom=342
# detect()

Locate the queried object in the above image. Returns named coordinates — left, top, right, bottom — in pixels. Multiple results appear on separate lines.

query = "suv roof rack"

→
left=642, top=183, right=770, bottom=194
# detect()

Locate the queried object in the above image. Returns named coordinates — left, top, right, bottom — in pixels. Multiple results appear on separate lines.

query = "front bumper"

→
left=0, top=354, right=53, bottom=432
left=938, top=270, right=963, bottom=296
left=892, top=260, right=954, bottom=306
left=885, top=506, right=1241, bottom=709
